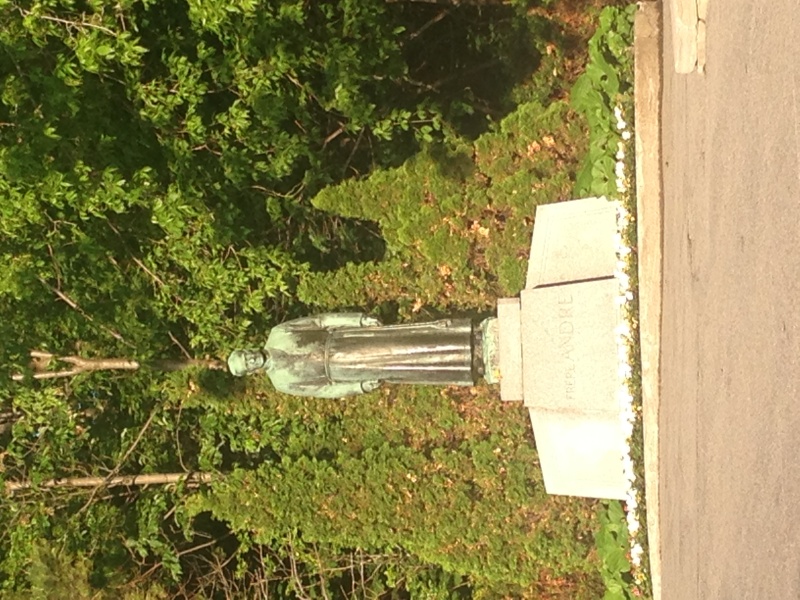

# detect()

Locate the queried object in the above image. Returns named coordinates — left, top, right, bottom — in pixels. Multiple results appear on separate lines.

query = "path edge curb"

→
left=633, top=3, right=664, bottom=600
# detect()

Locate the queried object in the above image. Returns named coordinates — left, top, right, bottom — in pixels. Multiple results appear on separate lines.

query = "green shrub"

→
left=595, top=502, right=637, bottom=600
left=571, top=4, right=636, bottom=198
left=190, top=382, right=602, bottom=597
left=302, top=99, right=586, bottom=316
left=0, top=1, right=613, bottom=596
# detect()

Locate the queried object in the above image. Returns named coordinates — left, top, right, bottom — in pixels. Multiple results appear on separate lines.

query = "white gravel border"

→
left=613, top=104, right=647, bottom=591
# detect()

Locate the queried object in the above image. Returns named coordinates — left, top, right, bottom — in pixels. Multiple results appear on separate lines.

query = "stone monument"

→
left=228, top=314, right=485, bottom=398
left=228, top=197, right=627, bottom=500
left=488, top=197, right=627, bottom=500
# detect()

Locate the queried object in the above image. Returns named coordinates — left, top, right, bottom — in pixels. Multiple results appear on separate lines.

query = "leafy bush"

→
left=300, top=99, right=586, bottom=317
left=190, top=382, right=603, bottom=598
left=571, top=4, right=636, bottom=198
left=595, top=502, right=637, bottom=600
left=0, top=1, right=615, bottom=596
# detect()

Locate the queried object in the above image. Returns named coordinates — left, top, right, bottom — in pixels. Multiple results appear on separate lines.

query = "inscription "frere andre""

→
left=558, top=291, right=576, bottom=402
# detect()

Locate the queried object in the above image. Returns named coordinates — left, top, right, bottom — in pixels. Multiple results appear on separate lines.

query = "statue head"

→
left=227, top=349, right=271, bottom=376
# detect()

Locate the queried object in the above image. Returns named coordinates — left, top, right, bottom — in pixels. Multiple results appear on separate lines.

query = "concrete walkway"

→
left=638, top=1, right=800, bottom=598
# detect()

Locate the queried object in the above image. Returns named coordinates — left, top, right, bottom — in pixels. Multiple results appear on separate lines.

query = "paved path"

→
left=659, top=1, right=800, bottom=598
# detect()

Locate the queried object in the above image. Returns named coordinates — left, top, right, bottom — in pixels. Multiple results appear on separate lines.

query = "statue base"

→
left=485, top=197, right=628, bottom=500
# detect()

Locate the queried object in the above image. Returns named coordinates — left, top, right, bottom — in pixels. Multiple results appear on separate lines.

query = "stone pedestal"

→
left=524, top=198, right=619, bottom=287
left=496, top=298, right=523, bottom=401
left=490, top=197, right=627, bottom=500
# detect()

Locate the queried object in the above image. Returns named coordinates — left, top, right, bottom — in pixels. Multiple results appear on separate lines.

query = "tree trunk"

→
left=11, top=351, right=226, bottom=381
left=5, top=471, right=214, bottom=493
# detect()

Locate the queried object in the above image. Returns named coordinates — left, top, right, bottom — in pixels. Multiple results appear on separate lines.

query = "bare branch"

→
left=175, top=402, right=190, bottom=472
left=5, top=471, right=214, bottom=493
left=132, top=256, right=168, bottom=289
left=41, top=278, right=80, bottom=310
left=12, top=368, right=81, bottom=381
left=250, top=181, right=305, bottom=199
left=407, top=8, right=451, bottom=41
left=169, top=331, right=193, bottom=360
left=176, top=535, right=228, bottom=558
left=314, top=544, right=332, bottom=600
left=37, top=276, right=131, bottom=346
left=147, top=358, right=227, bottom=371
left=111, top=409, right=159, bottom=479
left=78, top=406, right=161, bottom=513
left=12, top=353, right=140, bottom=381
left=342, top=127, right=366, bottom=177
left=12, top=351, right=225, bottom=381
left=17, top=8, right=117, bottom=35
left=287, top=539, right=313, bottom=600
left=322, top=124, right=346, bottom=148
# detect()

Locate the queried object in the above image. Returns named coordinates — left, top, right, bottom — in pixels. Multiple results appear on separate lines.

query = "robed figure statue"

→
left=227, top=313, right=480, bottom=398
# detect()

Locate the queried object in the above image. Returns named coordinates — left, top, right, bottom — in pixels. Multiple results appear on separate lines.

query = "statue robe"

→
left=263, top=313, right=476, bottom=398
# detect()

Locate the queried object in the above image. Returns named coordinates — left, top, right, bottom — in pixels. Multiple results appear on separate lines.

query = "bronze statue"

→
left=227, top=313, right=483, bottom=398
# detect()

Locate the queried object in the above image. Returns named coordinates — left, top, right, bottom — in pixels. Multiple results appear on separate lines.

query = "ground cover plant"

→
left=569, top=4, right=653, bottom=598
left=0, top=1, right=645, bottom=598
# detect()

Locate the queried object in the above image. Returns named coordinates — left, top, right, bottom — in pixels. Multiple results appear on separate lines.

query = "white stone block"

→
left=528, top=408, right=627, bottom=499
left=496, top=298, right=523, bottom=401
left=525, top=197, right=618, bottom=289
left=519, top=278, right=627, bottom=499
left=520, top=279, right=619, bottom=412
left=490, top=197, right=628, bottom=499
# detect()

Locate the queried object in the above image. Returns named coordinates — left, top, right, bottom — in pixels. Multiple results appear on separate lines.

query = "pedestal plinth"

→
left=490, top=197, right=627, bottom=500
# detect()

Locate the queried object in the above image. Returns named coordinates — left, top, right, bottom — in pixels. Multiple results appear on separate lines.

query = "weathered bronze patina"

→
left=228, top=313, right=479, bottom=398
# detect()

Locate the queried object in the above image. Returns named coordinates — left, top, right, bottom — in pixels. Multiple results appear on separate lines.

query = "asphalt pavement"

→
left=658, top=1, right=800, bottom=598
